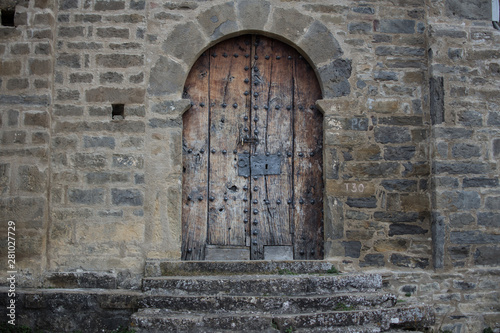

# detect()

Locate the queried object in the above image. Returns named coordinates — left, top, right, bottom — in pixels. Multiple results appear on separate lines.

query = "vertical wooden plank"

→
left=293, top=53, right=324, bottom=260
left=250, top=36, right=294, bottom=259
left=181, top=52, right=210, bottom=260
left=207, top=36, right=252, bottom=247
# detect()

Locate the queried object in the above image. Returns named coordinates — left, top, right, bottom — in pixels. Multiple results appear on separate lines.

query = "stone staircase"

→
left=131, top=261, right=434, bottom=333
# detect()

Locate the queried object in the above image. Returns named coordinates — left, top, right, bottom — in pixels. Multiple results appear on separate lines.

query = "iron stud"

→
left=233, top=103, right=238, bottom=108
left=253, top=209, right=259, bottom=214
left=254, top=67, right=259, bottom=72
left=243, top=185, right=248, bottom=191
left=222, top=103, right=227, bottom=108
left=287, top=199, right=292, bottom=204
left=224, top=196, right=228, bottom=201
left=244, top=116, right=249, bottom=121
left=245, top=54, right=249, bottom=58
left=311, top=250, right=315, bottom=255
left=254, top=92, right=259, bottom=97
left=223, top=52, right=228, bottom=57
left=187, top=248, right=192, bottom=253
left=277, top=152, right=282, bottom=156
left=234, top=53, right=239, bottom=58
left=287, top=152, right=292, bottom=157
left=254, top=129, right=259, bottom=135
left=187, top=195, right=192, bottom=201
left=276, top=199, right=281, bottom=204
left=200, top=102, right=205, bottom=107
left=299, top=152, right=304, bottom=157
left=287, top=105, right=291, bottom=110
left=221, top=118, right=225, bottom=123
left=244, top=78, right=249, bottom=83
left=244, top=208, right=248, bottom=213
left=244, top=219, right=248, bottom=223
left=276, top=55, right=281, bottom=60
left=288, top=56, right=292, bottom=60
left=244, top=91, right=249, bottom=95
left=310, top=105, right=315, bottom=110
left=266, top=152, right=270, bottom=156
left=265, top=200, right=270, bottom=205
left=200, top=148, right=205, bottom=154
left=253, top=199, right=258, bottom=204
left=233, top=149, right=237, bottom=154
left=253, top=230, right=258, bottom=235
left=253, top=240, right=258, bottom=245
left=254, top=55, right=258, bottom=60
left=300, top=250, right=305, bottom=255
left=222, top=150, right=227, bottom=155
left=212, top=149, right=216, bottom=153
left=264, top=105, right=269, bottom=110
left=244, top=150, right=249, bottom=154
left=244, top=127, right=249, bottom=132
left=254, top=116, right=259, bottom=122
left=253, top=219, right=258, bottom=225
left=244, top=66, right=249, bottom=71
left=265, top=55, right=270, bottom=60
left=187, top=148, right=192, bottom=153
left=253, top=176, right=258, bottom=180
left=243, top=197, right=248, bottom=202
left=310, top=199, right=315, bottom=204
left=254, top=105, right=258, bottom=110
left=299, top=198, right=304, bottom=204
left=310, top=152, right=314, bottom=156
left=209, top=196, right=215, bottom=201
left=198, top=196, right=203, bottom=201
left=212, top=53, right=217, bottom=58
left=253, top=186, right=258, bottom=191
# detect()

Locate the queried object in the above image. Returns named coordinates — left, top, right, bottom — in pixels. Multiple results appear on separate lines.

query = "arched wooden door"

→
left=181, top=35, right=323, bottom=260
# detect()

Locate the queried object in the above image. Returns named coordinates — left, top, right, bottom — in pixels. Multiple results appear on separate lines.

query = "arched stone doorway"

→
left=181, top=35, right=323, bottom=260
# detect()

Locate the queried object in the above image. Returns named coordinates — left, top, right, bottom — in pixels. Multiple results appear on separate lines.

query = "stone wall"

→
left=0, top=1, right=499, bottom=330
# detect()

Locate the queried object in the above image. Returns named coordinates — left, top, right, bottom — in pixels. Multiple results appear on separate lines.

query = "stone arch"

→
left=148, top=1, right=352, bottom=101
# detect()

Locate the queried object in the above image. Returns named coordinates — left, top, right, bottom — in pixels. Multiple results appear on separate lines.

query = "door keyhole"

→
left=265, top=164, right=268, bottom=170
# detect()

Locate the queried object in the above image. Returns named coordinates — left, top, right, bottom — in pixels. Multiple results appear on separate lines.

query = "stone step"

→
left=139, top=293, right=397, bottom=313
left=131, top=305, right=434, bottom=333
left=145, top=260, right=341, bottom=277
left=142, top=273, right=382, bottom=295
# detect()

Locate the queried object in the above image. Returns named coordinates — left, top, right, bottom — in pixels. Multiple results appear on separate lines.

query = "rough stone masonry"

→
left=0, top=0, right=499, bottom=331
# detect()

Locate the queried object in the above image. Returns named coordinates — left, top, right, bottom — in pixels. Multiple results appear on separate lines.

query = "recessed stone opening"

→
left=112, top=104, right=125, bottom=120
left=1, top=9, right=15, bottom=27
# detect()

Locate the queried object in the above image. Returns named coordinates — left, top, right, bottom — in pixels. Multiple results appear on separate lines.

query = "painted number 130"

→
left=345, top=183, right=365, bottom=193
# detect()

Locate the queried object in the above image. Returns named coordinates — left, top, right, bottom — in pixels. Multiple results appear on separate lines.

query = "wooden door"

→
left=182, top=35, right=323, bottom=260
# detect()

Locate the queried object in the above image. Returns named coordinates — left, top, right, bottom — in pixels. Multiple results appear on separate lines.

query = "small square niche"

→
left=1, top=9, right=15, bottom=27
left=112, top=104, right=125, bottom=120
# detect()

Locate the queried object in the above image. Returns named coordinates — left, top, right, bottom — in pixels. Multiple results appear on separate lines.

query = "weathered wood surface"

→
left=182, top=35, right=323, bottom=260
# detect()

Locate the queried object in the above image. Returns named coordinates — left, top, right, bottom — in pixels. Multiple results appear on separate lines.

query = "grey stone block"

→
left=58, top=26, right=85, bottom=38
left=381, top=180, right=418, bottom=192
left=299, top=21, right=343, bottom=63
left=59, top=0, right=78, bottom=10
left=360, top=254, right=385, bottom=267
left=86, top=172, right=128, bottom=184
left=463, top=177, right=498, bottom=188
left=318, top=59, right=352, bottom=98
left=270, top=7, right=313, bottom=42
left=374, top=71, right=398, bottom=81
left=72, top=153, right=107, bottom=168
left=342, top=241, right=361, bottom=258
left=18, top=165, right=46, bottom=193
left=2, top=130, right=26, bottom=144
left=95, top=0, right=125, bottom=11
left=148, top=56, right=186, bottom=96
left=374, top=126, right=411, bottom=144
left=390, top=254, right=429, bottom=269
left=24, top=112, right=49, bottom=128
left=83, top=136, right=115, bottom=149
left=450, top=231, right=500, bottom=244
left=458, top=110, right=482, bottom=127
left=487, top=111, right=500, bottom=126
left=432, top=214, right=445, bottom=269
left=449, top=213, right=475, bottom=227
left=346, top=196, right=377, bottom=208
left=197, top=2, right=237, bottom=39
left=437, top=191, right=481, bottom=210
left=384, top=146, right=416, bottom=161
left=485, top=196, right=500, bottom=210
left=54, top=104, right=84, bottom=116
left=434, top=128, right=473, bottom=139
left=445, top=0, right=491, bottom=20
left=477, top=212, right=500, bottom=228
left=96, top=54, right=143, bottom=68
left=237, top=0, right=270, bottom=31
left=112, top=154, right=144, bottom=168
left=85, top=87, right=145, bottom=104
left=163, top=22, right=207, bottom=66
left=0, top=163, right=10, bottom=194
left=112, top=188, right=143, bottom=206
left=451, top=143, right=481, bottom=159
left=433, top=162, right=487, bottom=175
left=375, top=46, right=425, bottom=57
left=96, top=27, right=129, bottom=38
left=57, top=53, right=81, bottom=68
left=68, top=188, right=105, bottom=205
left=375, top=212, right=421, bottom=222
left=474, top=246, right=500, bottom=265
left=0, top=197, right=45, bottom=227
left=149, top=118, right=182, bottom=128
left=379, top=19, right=415, bottom=34
left=99, top=72, right=123, bottom=84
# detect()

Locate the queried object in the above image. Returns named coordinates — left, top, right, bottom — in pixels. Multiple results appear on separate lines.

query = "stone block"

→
left=149, top=118, right=182, bottom=128
left=360, top=254, right=385, bottom=267
left=0, top=197, right=45, bottom=227
left=11, top=43, right=29, bottom=55
left=99, top=72, right=123, bottom=84
left=449, top=213, right=475, bottom=228
left=458, top=110, right=482, bottom=127
left=463, top=177, right=498, bottom=188
left=129, top=72, right=143, bottom=83
left=7, top=78, right=28, bottom=90
left=487, top=111, right=500, bottom=126
left=130, top=0, right=145, bottom=10
left=148, top=56, right=186, bottom=96
left=67, top=42, right=103, bottom=50
left=431, top=28, right=467, bottom=38
left=346, top=196, right=377, bottom=208
left=400, top=194, right=428, bottom=211
left=35, top=43, right=50, bottom=55
left=59, top=0, right=78, bottom=10
left=374, top=71, right=398, bottom=81
left=375, top=46, right=425, bottom=57
left=450, top=231, right=500, bottom=244
left=237, top=0, right=270, bottom=31
left=95, top=0, right=125, bottom=11
left=196, top=2, right=237, bottom=39
left=18, top=165, right=47, bottom=193
left=57, top=53, right=81, bottom=68
left=0, top=60, right=21, bottom=76
left=374, top=239, right=408, bottom=252
left=348, top=22, right=372, bottom=34
left=96, top=54, right=143, bottom=68
left=318, top=59, right=352, bottom=98
left=57, top=89, right=80, bottom=101
left=477, top=212, right=500, bottom=228
left=390, top=254, right=429, bottom=269
left=52, top=136, right=78, bottom=150
left=7, top=109, right=19, bottom=126
left=342, top=241, right=361, bottom=258
left=299, top=21, right=343, bottom=64
left=85, top=87, right=145, bottom=104
left=83, top=136, right=115, bottom=149
left=445, top=0, right=491, bottom=20
left=163, top=22, right=206, bottom=66
left=433, top=162, right=488, bottom=175
left=105, top=14, right=144, bottom=23
left=112, top=154, right=143, bottom=168
left=58, top=26, right=85, bottom=38
left=72, top=153, right=107, bottom=168
left=24, top=111, right=49, bottom=128
left=384, top=146, right=416, bottom=161
left=96, top=27, right=129, bottom=38
left=377, top=212, right=422, bottom=223
left=2, top=131, right=26, bottom=144
left=109, top=42, right=141, bottom=50
left=485, top=196, right=500, bottom=210
left=474, top=246, right=500, bottom=265
left=54, top=104, right=84, bottom=117
left=32, top=132, right=49, bottom=144
left=86, top=172, right=128, bottom=184
left=0, top=163, right=10, bottom=194
left=75, top=14, right=102, bottom=22
left=381, top=180, right=418, bottom=192
left=349, top=162, right=400, bottom=178
left=374, top=126, right=411, bottom=144
left=70, top=73, right=93, bottom=83
left=68, top=188, right=105, bottom=204
left=111, top=188, right=143, bottom=206
left=448, top=246, right=469, bottom=260
left=437, top=191, right=481, bottom=210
